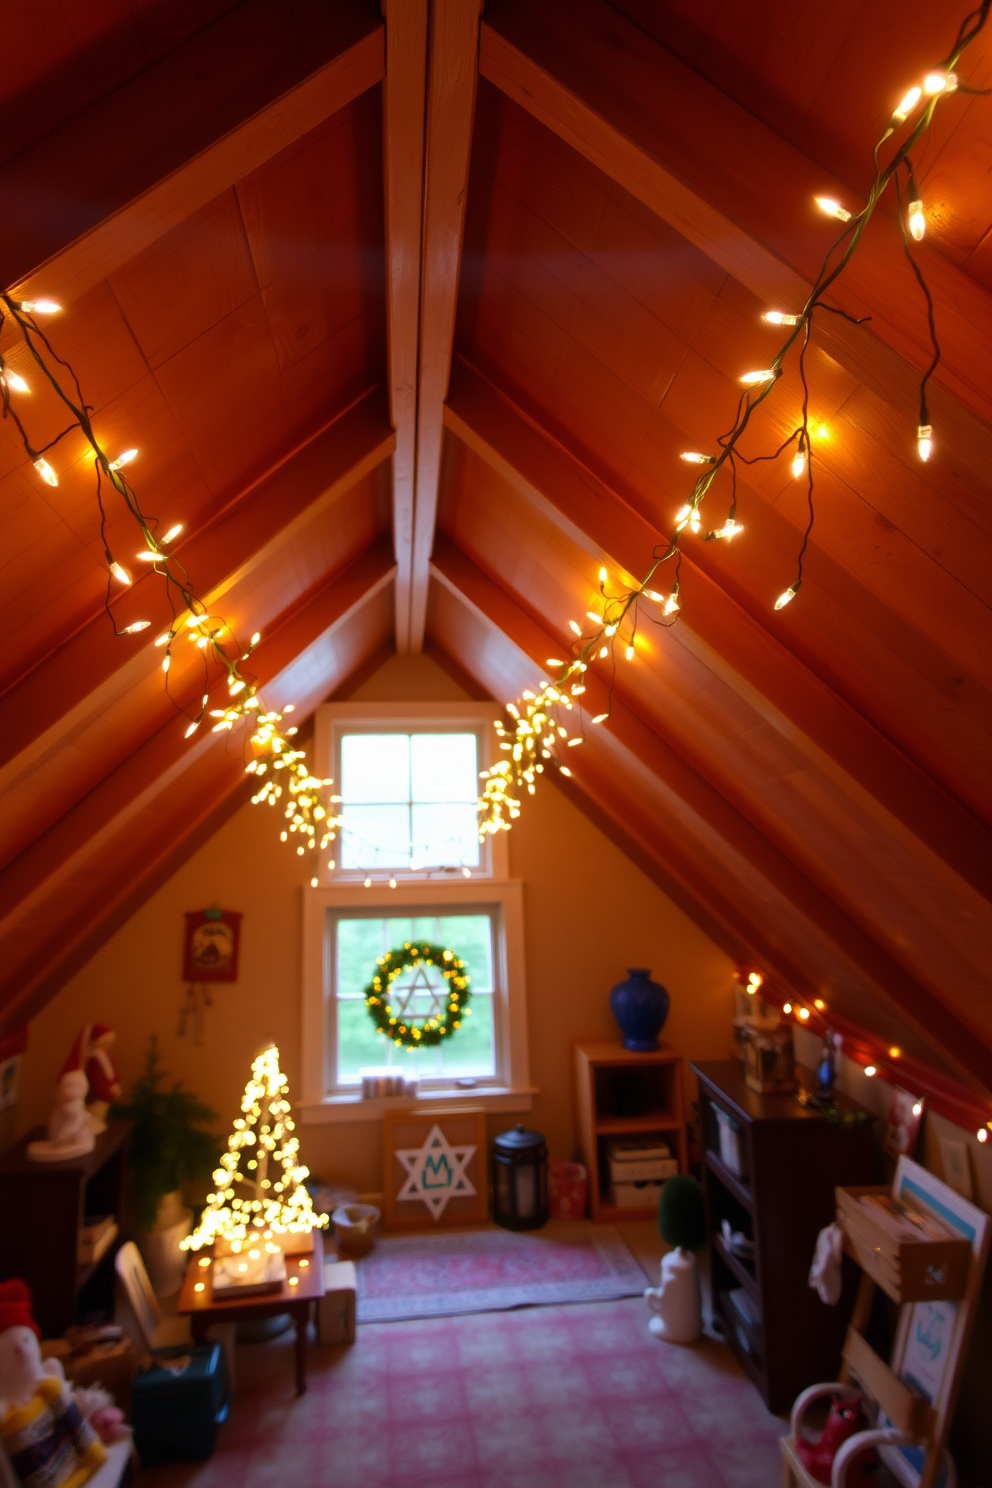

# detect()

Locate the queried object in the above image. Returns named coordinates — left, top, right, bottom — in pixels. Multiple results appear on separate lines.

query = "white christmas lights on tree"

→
left=181, top=1044, right=328, bottom=1255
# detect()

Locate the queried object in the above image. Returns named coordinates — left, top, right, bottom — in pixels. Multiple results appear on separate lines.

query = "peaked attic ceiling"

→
left=0, top=0, right=989, bottom=1096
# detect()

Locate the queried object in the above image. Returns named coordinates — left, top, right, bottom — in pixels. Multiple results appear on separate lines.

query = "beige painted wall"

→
left=15, top=654, right=737, bottom=1192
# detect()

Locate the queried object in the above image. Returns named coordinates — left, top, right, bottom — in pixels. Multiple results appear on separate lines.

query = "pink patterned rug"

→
left=355, top=1221, right=648, bottom=1321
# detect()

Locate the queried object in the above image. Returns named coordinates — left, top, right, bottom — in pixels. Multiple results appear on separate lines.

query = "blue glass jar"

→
left=610, top=968, right=670, bottom=1051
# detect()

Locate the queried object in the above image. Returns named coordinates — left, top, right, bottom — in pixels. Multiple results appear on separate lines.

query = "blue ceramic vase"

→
left=610, top=968, right=670, bottom=1051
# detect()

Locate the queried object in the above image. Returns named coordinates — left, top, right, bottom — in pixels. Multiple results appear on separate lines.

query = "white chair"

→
left=115, top=1242, right=236, bottom=1392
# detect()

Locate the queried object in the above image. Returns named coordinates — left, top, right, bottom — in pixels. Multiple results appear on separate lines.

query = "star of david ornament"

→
left=395, top=1122, right=477, bottom=1219
left=391, top=963, right=446, bottom=1026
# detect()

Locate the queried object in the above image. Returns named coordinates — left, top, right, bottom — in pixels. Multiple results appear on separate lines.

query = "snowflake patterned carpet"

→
left=136, top=1296, right=786, bottom=1488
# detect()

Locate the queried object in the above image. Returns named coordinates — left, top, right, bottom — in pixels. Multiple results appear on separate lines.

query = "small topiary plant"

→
left=657, top=1174, right=706, bottom=1252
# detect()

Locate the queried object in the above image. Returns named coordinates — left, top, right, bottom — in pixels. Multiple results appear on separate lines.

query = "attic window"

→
left=313, top=702, right=508, bottom=882
left=339, top=731, right=479, bottom=871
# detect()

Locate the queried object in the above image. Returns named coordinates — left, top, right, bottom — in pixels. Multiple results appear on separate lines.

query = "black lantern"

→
left=492, top=1125, right=548, bottom=1230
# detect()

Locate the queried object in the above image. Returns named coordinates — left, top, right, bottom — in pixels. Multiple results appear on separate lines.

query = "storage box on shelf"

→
left=0, top=1122, right=130, bottom=1339
left=692, top=1061, right=875, bottom=1413
left=573, top=1041, right=687, bottom=1222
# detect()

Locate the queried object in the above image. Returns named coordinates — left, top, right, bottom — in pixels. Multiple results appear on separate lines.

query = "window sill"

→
left=298, top=1086, right=537, bottom=1124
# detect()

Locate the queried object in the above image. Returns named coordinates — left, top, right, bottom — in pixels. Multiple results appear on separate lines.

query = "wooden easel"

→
left=781, top=1157, right=989, bottom=1488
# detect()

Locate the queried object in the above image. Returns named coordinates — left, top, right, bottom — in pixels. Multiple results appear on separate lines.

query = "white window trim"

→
left=299, top=879, right=534, bottom=1124
left=313, top=701, right=509, bottom=883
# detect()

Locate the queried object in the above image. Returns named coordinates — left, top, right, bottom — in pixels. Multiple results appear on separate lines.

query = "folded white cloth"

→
left=809, top=1221, right=844, bottom=1305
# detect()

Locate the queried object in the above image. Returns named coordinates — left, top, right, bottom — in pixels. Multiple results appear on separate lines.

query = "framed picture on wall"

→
left=383, top=1108, right=488, bottom=1230
left=183, top=907, right=242, bottom=982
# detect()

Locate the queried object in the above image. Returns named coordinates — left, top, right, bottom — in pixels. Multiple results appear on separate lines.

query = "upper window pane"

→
left=410, top=733, right=477, bottom=803
left=338, top=731, right=480, bottom=870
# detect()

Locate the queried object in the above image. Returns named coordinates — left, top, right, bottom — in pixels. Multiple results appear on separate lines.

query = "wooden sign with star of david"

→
left=383, top=1108, right=488, bottom=1229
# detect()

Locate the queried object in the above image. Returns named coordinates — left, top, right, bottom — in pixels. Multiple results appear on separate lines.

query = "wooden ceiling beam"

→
left=481, top=0, right=991, bottom=465
left=429, top=535, right=992, bottom=1092
left=381, top=0, right=429, bottom=652
left=406, top=0, right=482, bottom=651
left=0, top=387, right=393, bottom=776
left=0, top=538, right=396, bottom=1033
left=444, top=358, right=992, bottom=900
left=1, top=0, right=383, bottom=301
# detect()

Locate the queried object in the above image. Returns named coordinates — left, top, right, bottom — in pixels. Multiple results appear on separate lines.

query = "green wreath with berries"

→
left=363, top=940, right=472, bottom=1050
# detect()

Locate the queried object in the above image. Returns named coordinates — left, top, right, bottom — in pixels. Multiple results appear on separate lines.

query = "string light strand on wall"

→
left=476, top=1, right=989, bottom=837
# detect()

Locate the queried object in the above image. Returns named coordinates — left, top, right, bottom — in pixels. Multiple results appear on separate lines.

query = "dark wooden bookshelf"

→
left=0, top=1121, right=130, bottom=1338
left=692, top=1061, right=875, bottom=1412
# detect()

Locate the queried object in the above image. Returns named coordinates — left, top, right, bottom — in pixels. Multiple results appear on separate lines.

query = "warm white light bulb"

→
left=815, top=196, right=852, bottom=222
left=185, top=720, right=201, bottom=738
left=162, top=523, right=183, bottom=544
left=979, top=1128, right=989, bottom=1144
left=762, top=311, right=801, bottom=326
left=110, top=561, right=132, bottom=586
left=917, top=423, right=932, bottom=462
left=791, top=448, right=807, bottom=480
left=136, top=550, right=160, bottom=562
left=715, top=519, right=744, bottom=539
left=155, top=631, right=173, bottom=647
left=121, top=619, right=150, bottom=634
left=774, top=587, right=797, bottom=610
left=864, top=1065, right=877, bottom=1077
left=19, top=299, right=60, bottom=314
left=923, top=70, right=957, bottom=95
left=598, top=566, right=607, bottom=583
left=109, top=448, right=138, bottom=471
left=679, top=451, right=714, bottom=464
left=250, top=632, right=261, bottom=646
left=782, top=1003, right=793, bottom=1015
left=33, top=457, right=58, bottom=486
left=740, top=368, right=778, bottom=386
left=892, top=85, right=922, bottom=122
left=162, top=655, right=171, bottom=672
left=546, top=658, right=565, bottom=667
left=625, top=644, right=635, bottom=661
left=643, top=589, right=662, bottom=602
left=907, top=199, right=925, bottom=241
left=2, top=369, right=29, bottom=393
left=664, top=594, right=680, bottom=616
left=569, top=620, right=582, bottom=635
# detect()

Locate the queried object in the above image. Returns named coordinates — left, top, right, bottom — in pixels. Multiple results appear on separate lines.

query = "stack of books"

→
left=607, top=1138, right=678, bottom=1208
left=77, top=1213, right=118, bottom=1266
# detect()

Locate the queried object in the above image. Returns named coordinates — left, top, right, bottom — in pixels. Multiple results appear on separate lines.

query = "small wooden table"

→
left=177, top=1231, right=325, bottom=1394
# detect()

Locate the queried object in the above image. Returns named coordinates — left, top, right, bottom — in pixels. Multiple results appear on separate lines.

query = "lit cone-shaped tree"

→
left=181, top=1044, right=327, bottom=1256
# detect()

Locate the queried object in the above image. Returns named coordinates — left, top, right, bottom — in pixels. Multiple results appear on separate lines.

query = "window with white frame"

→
left=313, top=703, right=508, bottom=883
left=300, top=708, right=528, bottom=1118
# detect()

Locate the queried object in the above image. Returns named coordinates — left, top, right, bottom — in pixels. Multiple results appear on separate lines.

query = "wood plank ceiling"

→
left=0, top=0, right=989, bottom=1093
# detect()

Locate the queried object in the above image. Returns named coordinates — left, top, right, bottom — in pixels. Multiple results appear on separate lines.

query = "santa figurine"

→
left=61, top=1025, right=122, bottom=1133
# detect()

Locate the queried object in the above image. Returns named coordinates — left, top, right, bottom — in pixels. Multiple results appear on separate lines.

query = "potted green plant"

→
left=111, top=1038, right=219, bottom=1294
left=644, top=1174, right=706, bottom=1344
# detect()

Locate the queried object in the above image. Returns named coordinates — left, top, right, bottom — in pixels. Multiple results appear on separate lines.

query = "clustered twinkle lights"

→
left=478, top=1, right=986, bottom=837
left=181, top=1044, right=327, bottom=1254
left=0, top=293, right=339, bottom=860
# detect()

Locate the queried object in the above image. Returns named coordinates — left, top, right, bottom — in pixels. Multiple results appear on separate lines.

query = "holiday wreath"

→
left=364, top=941, right=471, bottom=1050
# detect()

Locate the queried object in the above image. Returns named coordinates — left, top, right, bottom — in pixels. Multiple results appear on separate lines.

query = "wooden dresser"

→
left=692, top=1061, right=875, bottom=1412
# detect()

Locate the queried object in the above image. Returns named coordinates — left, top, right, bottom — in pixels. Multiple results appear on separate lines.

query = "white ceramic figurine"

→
left=644, top=1247, right=703, bottom=1344
left=27, top=1069, right=95, bottom=1162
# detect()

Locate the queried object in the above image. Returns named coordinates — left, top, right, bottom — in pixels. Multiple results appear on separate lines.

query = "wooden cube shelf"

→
left=573, top=1041, right=687, bottom=1223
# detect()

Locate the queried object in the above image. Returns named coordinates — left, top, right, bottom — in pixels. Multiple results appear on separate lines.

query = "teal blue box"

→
left=131, top=1343, right=228, bottom=1464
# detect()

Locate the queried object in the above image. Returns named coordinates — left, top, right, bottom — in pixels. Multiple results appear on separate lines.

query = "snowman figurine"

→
left=27, top=1070, right=95, bottom=1162
left=0, top=1279, right=107, bottom=1486
left=644, top=1175, right=706, bottom=1346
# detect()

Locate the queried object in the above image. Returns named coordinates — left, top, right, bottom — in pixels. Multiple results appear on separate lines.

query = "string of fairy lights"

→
left=476, top=1, right=990, bottom=835
left=0, top=2, right=987, bottom=864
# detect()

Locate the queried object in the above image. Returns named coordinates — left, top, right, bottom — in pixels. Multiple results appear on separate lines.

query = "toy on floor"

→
left=644, top=1174, right=706, bottom=1344
left=795, top=1394, right=877, bottom=1486
left=0, top=1280, right=107, bottom=1487
left=26, top=1071, right=95, bottom=1162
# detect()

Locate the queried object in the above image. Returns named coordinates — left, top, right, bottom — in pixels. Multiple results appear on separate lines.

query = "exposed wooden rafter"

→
left=0, top=539, right=396, bottom=1035
left=1, top=0, right=384, bottom=302
left=481, top=0, right=992, bottom=472
left=429, top=537, right=992, bottom=1093
left=443, top=357, right=992, bottom=901
left=381, top=0, right=429, bottom=651
left=406, top=0, right=482, bottom=650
